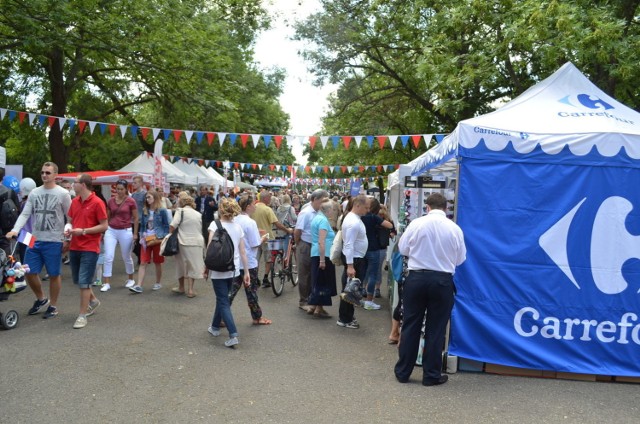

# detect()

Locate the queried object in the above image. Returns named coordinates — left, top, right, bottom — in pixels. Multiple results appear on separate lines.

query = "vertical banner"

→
left=153, top=139, right=163, bottom=188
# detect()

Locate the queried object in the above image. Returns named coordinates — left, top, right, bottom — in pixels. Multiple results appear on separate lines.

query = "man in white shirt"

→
left=394, top=193, right=466, bottom=386
left=337, top=194, right=369, bottom=329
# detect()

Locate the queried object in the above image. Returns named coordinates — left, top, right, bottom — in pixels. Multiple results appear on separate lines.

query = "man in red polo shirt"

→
left=65, top=174, right=108, bottom=329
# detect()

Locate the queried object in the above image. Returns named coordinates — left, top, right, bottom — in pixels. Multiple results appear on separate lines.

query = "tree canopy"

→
left=295, top=0, right=640, bottom=169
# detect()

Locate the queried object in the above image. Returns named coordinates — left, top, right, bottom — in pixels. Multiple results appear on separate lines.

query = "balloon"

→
left=2, top=175, right=19, bottom=193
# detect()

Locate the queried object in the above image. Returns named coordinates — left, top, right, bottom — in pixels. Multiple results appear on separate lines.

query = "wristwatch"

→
left=82, top=229, right=87, bottom=235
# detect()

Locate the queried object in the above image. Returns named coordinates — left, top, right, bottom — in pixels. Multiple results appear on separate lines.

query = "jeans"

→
left=211, top=277, right=238, bottom=337
left=363, top=250, right=381, bottom=295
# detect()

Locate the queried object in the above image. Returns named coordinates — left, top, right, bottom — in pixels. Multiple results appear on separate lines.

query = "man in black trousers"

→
left=195, top=184, right=217, bottom=242
left=394, top=193, right=466, bottom=386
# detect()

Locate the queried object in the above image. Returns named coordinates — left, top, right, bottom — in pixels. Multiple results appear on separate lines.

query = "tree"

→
left=295, top=0, right=640, bottom=166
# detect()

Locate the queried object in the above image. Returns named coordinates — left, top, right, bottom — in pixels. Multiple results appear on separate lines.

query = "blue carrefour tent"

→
left=423, top=63, right=640, bottom=376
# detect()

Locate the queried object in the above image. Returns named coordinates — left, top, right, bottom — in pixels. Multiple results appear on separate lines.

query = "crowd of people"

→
left=3, top=160, right=467, bottom=387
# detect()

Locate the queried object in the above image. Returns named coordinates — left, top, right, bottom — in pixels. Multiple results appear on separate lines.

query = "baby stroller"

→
left=0, top=243, right=30, bottom=330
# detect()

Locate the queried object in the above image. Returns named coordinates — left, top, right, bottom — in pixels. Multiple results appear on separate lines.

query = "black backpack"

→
left=205, top=220, right=235, bottom=272
left=0, top=186, right=18, bottom=234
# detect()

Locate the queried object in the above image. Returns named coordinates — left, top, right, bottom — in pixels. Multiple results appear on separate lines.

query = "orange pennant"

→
left=240, top=134, right=249, bottom=148
left=274, top=135, right=283, bottom=149
left=309, top=136, right=317, bottom=150
left=343, top=136, right=352, bottom=149
left=377, top=136, right=387, bottom=149
left=206, top=132, right=215, bottom=146
left=140, top=127, right=150, bottom=140
left=173, top=130, right=183, bottom=143
left=411, top=135, right=421, bottom=148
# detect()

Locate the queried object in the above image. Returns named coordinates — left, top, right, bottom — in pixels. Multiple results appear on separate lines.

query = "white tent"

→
left=203, top=166, right=233, bottom=188
left=117, top=153, right=197, bottom=185
left=172, top=159, right=217, bottom=186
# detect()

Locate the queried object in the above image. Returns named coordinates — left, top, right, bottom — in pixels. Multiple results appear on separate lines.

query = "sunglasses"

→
left=41, top=171, right=52, bottom=175
left=116, top=179, right=128, bottom=186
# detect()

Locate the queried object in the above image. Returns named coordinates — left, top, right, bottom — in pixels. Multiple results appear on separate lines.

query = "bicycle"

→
left=268, top=235, right=297, bottom=296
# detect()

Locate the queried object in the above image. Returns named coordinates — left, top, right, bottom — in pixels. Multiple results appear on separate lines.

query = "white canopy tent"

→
left=172, top=159, right=217, bottom=186
left=117, top=153, right=197, bottom=185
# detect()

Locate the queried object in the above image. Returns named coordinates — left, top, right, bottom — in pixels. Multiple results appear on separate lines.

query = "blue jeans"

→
left=211, top=277, right=238, bottom=337
left=70, top=250, right=99, bottom=289
left=364, top=250, right=381, bottom=295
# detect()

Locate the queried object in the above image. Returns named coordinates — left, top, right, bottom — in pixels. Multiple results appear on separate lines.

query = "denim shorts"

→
left=69, top=250, right=99, bottom=289
left=25, top=241, right=63, bottom=276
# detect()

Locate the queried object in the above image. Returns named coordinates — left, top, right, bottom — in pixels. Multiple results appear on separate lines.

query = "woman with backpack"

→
left=205, top=197, right=250, bottom=348
left=130, top=190, right=170, bottom=294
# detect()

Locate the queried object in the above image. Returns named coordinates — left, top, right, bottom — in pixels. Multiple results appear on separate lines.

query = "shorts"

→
left=69, top=250, right=99, bottom=289
left=140, top=243, right=165, bottom=264
left=25, top=241, right=63, bottom=276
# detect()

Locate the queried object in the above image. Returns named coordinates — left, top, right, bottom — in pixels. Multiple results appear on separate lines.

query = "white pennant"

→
left=389, top=135, right=398, bottom=149
left=286, top=135, right=296, bottom=147
left=347, top=166, right=353, bottom=173
left=258, top=164, right=263, bottom=171
left=185, top=131, right=193, bottom=144
left=423, top=134, right=433, bottom=146
left=297, top=136, right=305, bottom=147
left=152, top=128, right=161, bottom=140
left=28, top=113, right=37, bottom=125
left=88, top=121, right=98, bottom=134
left=354, top=136, right=363, bottom=147
left=119, top=125, right=128, bottom=138
left=218, top=132, right=227, bottom=146
left=58, top=118, right=67, bottom=131
left=251, top=134, right=260, bottom=148
left=320, top=136, right=329, bottom=148
left=0, top=108, right=6, bottom=120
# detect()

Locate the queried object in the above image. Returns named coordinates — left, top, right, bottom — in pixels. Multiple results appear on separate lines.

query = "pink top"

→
left=107, top=196, right=137, bottom=229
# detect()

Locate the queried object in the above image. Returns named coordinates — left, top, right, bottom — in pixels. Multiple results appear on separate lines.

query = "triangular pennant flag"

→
left=347, top=166, right=353, bottom=173
left=435, top=133, right=446, bottom=143
left=400, top=135, right=409, bottom=147
left=240, top=134, right=249, bottom=148
left=108, top=124, right=117, bottom=136
left=309, top=136, right=317, bottom=150
left=78, top=120, right=87, bottom=134
left=422, top=134, right=433, bottom=146
left=343, top=136, right=352, bottom=149
left=206, top=132, right=215, bottom=146
left=0, top=108, right=6, bottom=120
left=366, top=136, right=374, bottom=148
left=263, top=135, right=271, bottom=148
left=140, top=127, right=150, bottom=140
left=162, top=129, right=171, bottom=140
left=119, top=125, right=128, bottom=138
left=387, top=165, right=395, bottom=172
left=377, top=165, right=383, bottom=172
left=195, top=132, right=204, bottom=144
left=274, top=135, right=282, bottom=149
left=388, top=135, right=398, bottom=149
left=58, top=117, right=67, bottom=131
left=98, top=123, right=107, bottom=135
left=354, top=136, right=363, bottom=148
left=67, top=119, right=76, bottom=133
left=88, top=121, right=98, bottom=134
left=269, top=164, right=275, bottom=171
left=185, top=130, right=193, bottom=144
left=251, top=163, right=257, bottom=170
left=234, top=162, right=240, bottom=169
left=19, top=112, right=27, bottom=124
left=285, top=135, right=295, bottom=147
left=173, top=130, right=183, bottom=143
left=218, top=132, right=227, bottom=146
left=320, top=136, right=329, bottom=148
left=251, top=134, right=260, bottom=148
left=38, top=115, right=47, bottom=126
left=27, top=112, right=36, bottom=125
left=331, top=136, right=340, bottom=148
left=47, top=116, right=56, bottom=127
left=341, top=166, right=347, bottom=173
left=281, top=165, right=287, bottom=172
left=411, top=135, right=422, bottom=148
left=333, top=166, right=340, bottom=173
left=258, top=164, right=263, bottom=171
left=152, top=128, right=161, bottom=140
left=377, top=135, right=387, bottom=149
left=8, top=111, right=16, bottom=121
left=130, top=125, right=139, bottom=138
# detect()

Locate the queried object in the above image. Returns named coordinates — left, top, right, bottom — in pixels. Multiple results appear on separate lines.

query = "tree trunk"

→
left=47, top=47, right=69, bottom=172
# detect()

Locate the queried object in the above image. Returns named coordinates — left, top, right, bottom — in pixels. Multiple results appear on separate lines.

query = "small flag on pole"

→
left=17, top=229, right=36, bottom=248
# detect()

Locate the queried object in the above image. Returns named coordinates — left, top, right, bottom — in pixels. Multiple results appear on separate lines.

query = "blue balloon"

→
left=2, top=175, right=20, bottom=193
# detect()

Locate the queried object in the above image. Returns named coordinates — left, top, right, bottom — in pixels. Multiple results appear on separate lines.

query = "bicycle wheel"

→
left=288, top=250, right=298, bottom=287
left=271, top=253, right=285, bottom=296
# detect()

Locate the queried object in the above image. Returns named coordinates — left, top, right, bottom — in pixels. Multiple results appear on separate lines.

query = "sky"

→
left=253, top=0, right=336, bottom=165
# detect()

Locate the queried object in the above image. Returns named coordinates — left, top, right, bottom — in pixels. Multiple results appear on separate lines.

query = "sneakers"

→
left=340, top=291, right=363, bottom=307
left=261, top=276, right=271, bottom=288
left=374, top=288, right=381, bottom=298
left=86, top=299, right=101, bottom=317
left=125, top=279, right=136, bottom=288
left=93, top=279, right=102, bottom=286
left=152, top=282, right=162, bottom=291
left=63, top=256, right=70, bottom=265
left=208, top=326, right=220, bottom=337
left=224, top=337, right=239, bottom=348
left=42, top=274, right=49, bottom=281
left=336, top=320, right=360, bottom=329
left=42, top=306, right=58, bottom=319
left=28, top=298, right=49, bottom=315
left=73, top=316, right=88, bottom=329
left=363, top=300, right=382, bottom=310
left=129, top=285, right=143, bottom=294
left=100, top=283, right=111, bottom=292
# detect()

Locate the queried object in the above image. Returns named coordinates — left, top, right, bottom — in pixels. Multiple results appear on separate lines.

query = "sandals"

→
left=186, top=292, right=197, bottom=298
left=171, top=287, right=185, bottom=294
left=253, top=317, right=272, bottom=325
left=313, top=309, right=331, bottom=318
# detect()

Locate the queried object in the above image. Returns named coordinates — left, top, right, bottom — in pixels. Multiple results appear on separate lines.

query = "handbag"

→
left=161, top=209, right=182, bottom=257
left=145, top=234, right=162, bottom=247
left=329, top=229, right=343, bottom=266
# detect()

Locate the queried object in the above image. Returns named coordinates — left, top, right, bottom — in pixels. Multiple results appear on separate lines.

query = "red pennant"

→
left=108, top=124, right=117, bottom=136
left=206, top=132, right=215, bottom=146
left=274, top=135, right=283, bottom=149
left=323, top=166, right=329, bottom=173
left=240, top=134, right=249, bottom=148
left=309, top=136, right=317, bottom=150
left=47, top=116, right=56, bottom=127
left=395, top=164, right=400, bottom=169
left=140, top=127, right=150, bottom=140
left=234, top=162, right=240, bottom=169
left=251, top=163, right=257, bottom=169
left=377, top=165, right=383, bottom=172
left=269, top=164, right=275, bottom=171
left=198, top=159, right=204, bottom=166
left=360, top=166, right=365, bottom=172
left=411, top=135, right=421, bottom=148
left=341, top=166, right=347, bottom=173
left=78, top=121, right=87, bottom=133
left=305, top=166, right=311, bottom=173
left=18, top=112, right=26, bottom=124
left=377, top=136, right=387, bottom=149
left=287, top=165, right=292, bottom=172
left=343, top=136, right=352, bottom=149
left=173, top=130, right=183, bottom=143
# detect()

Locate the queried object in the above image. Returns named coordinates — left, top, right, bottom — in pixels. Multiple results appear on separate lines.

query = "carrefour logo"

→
left=557, top=93, right=634, bottom=124
left=538, top=196, right=639, bottom=295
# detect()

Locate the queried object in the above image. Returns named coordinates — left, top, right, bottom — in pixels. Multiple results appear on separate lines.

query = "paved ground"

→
left=1, top=259, right=638, bottom=423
